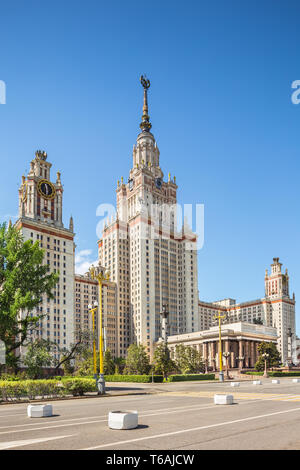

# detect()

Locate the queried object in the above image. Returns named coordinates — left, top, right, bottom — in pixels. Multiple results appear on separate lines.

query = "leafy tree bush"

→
left=124, top=344, right=151, bottom=375
left=104, top=349, right=115, bottom=375
left=255, top=342, right=281, bottom=371
left=61, top=378, right=96, bottom=396
left=152, top=344, right=176, bottom=379
left=23, top=339, right=53, bottom=379
left=0, top=223, right=58, bottom=370
left=174, top=344, right=205, bottom=374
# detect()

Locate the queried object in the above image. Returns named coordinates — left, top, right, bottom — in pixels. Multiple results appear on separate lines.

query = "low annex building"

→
left=166, top=322, right=278, bottom=370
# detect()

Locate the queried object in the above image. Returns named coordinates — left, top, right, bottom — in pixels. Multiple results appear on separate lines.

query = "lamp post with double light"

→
left=213, top=311, right=227, bottom=382
left=88, top=301, right=98, bottom=385
left=262, top=352, right=269, bottom=378
left=223, top=351, right=230, bottom=379
left=89, top=264, right=110, bottom=395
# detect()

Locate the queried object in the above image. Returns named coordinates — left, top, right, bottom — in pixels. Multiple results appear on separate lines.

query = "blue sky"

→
left=1, top=1, right=300, bottom=332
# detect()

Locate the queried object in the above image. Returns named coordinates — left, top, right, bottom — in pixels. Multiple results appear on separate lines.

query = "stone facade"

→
left=166, top=322, right=278, bottom=370
left=198, top=258, right=296, bottom=364
left=98, top=82, right=198, bottom=358
left=74, top=272, right=118, bottom=357
left=15, top=151, right=75, bottom=361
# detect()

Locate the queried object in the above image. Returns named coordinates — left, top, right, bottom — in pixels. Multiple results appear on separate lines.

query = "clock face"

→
left=155, top=177, right=163, bottom=189
left=38, top=180, right=56, bottom=200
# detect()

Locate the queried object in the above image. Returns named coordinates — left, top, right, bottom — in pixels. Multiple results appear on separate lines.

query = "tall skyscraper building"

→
left=98, top=77, right=199, bottom=357
left=15, top=150, right=75, bottom=361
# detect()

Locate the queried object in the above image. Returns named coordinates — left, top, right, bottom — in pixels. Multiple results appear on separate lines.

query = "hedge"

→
left=167, top=374, right=215, bottom=382
left=0, top=378, right=97, bottom=401
left=245, top=371, right=300, bottom=377
left=104, top=375, right=164, bottom=383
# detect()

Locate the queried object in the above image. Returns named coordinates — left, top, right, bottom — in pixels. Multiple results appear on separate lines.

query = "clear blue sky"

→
left=1, top=1, right=300, bottom=332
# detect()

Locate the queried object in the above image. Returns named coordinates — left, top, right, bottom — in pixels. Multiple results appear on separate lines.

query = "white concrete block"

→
left=231, top=382, right=240, bottom=387
left=292, top=378, right=300, bottom=383
left=272, top=379, right=280, bottom=384
left=27, top=404, right=53, bottom=418
left=253, top=380, right=262, bottom=385
left=108, top=411, right=138, bottom=430
left=214, top=394, right=234, bottom=405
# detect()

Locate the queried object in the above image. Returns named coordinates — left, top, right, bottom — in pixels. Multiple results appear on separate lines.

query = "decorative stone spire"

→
left=69, top=215, right=74, bottom=232
left=139, top=75, right=152, bottom=133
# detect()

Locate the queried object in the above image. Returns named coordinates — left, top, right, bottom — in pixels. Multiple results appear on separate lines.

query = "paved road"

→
left=1, top=378, right=300, bottom=450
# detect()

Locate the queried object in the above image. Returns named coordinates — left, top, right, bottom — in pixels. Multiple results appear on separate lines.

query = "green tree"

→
left=174, top=344, right=204, bottom=374
left=124, top=344, right=151, bottom=375
left=104, top=348, right=115, bottom=375
left=23, top=339, right=53, bottom=379
left=152, top=343, right=176, bottom=379
left=74, top=350, right=96, bottom=376
left=253, top=318, right=263, bottom=325
left=0, top=223, right=58, bottom=368
left=255, top=342, right=281, bottom=371
left=114, top=357, right=126, bottom=374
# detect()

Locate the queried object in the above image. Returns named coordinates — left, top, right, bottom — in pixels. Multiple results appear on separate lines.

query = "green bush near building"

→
left=167, top=374, right=215, bottom=382
left=245, top=371, right=300, bottom=377
left=0, top=377, right=97, bottom=401
left=104, top=375, right=164, bottom=383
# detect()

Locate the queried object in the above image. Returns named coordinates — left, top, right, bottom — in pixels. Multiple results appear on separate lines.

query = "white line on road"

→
left=83, top=406, right=300, bottom=450
left=0, top=403, right=217, bottom=436
left=0, top=434, right=76, bottom=450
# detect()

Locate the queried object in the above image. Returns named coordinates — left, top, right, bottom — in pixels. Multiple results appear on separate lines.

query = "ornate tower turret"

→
left=18, top=150, right=63, bottom=228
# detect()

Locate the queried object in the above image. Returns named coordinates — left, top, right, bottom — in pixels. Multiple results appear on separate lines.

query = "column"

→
left=239, top=340, right=244, bottom=369
left=250, top=341, right=255, bottom=368
left=212, top=342, right=216, bottom=371
left=245, top=341, right=249, bottom=368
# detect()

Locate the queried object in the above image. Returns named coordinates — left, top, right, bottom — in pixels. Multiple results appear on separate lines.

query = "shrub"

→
left=104, top=375, right=164, bottom=383
left=245, top=371, right=300, bottom=377
left=0, top=381, right=27, bottom=401
left=167, top=374, right=215, bottom=382
left=61, top=378, right=96, bottom=396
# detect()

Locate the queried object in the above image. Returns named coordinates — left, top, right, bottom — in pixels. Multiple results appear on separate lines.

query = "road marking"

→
left=0, top=403, right=218, bottom=435
left=159, top=391, right=300, bottom=402
left=83, top=406, right=300, bottom=450
left=0, top=402, right=215, bottom=431
left=0, top=434, right=75, bottom=450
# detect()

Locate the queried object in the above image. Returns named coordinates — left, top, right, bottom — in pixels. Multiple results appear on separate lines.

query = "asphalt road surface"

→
left=1, top=378, right=300, bottom=450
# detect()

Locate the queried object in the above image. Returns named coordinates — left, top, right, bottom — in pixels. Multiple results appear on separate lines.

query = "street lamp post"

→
left=236, top=356, right=245, bottom=374
left=160, top=304, right=169, bottom=345
left=213, top=311, right=226, bottom=382
left=88, top=301, right=98, bottom=385
left=89, top=264, right=110, bottom=395
left=223, top=351, right=230, bottom=379
left=262, top=352, right=269, bottom=378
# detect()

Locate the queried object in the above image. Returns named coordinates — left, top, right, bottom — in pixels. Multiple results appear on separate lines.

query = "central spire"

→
left=139, top=75, right=152, bottom=132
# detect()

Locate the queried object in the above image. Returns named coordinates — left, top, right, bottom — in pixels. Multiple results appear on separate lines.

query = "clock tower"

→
left=18, top=150, right=63, bottom=226
left=15, top=150, right=75, bottom=361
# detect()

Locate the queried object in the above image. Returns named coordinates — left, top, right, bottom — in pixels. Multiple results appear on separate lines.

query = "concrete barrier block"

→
left=231, top=382, right=240, bottom=387
left=292, top=378, right=300, bottom=383
left=108, top=411, right=138, bottom=430
left=27, top=404, right=53, bottom=418
left=272, top=379, right=280, bottom=384
left=214, top=394, right=234, bottom=405
left=253, top=380, right=262, bottom=385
